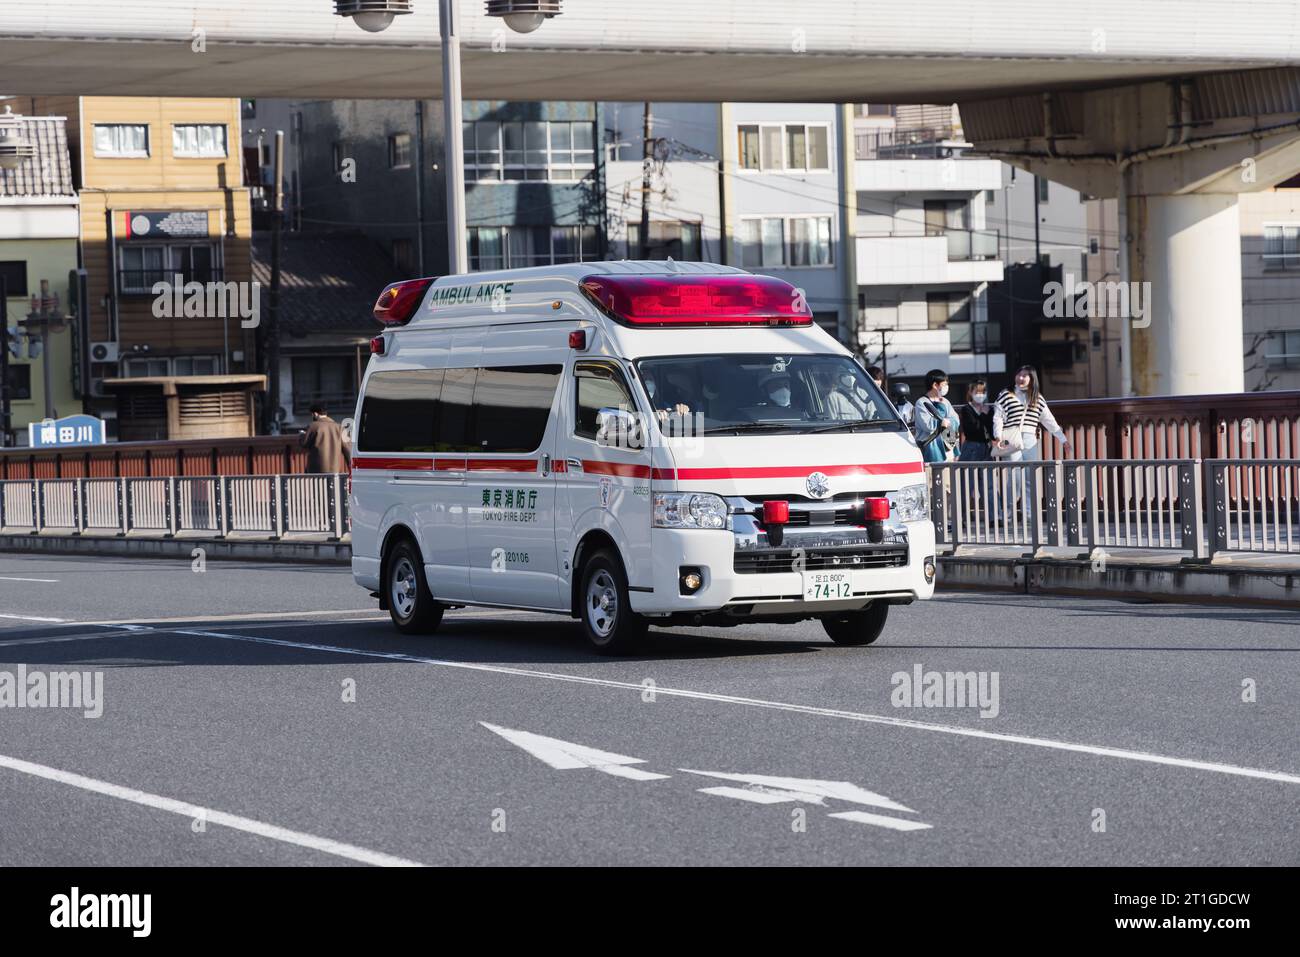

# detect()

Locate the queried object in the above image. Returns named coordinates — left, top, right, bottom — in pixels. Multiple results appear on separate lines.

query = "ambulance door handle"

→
left=541, top=454, right=551, bottom=475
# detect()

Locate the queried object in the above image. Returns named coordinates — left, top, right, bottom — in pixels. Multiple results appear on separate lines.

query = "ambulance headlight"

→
left=653, top=492, right=729, bottom=530
left=894, top=484, right=929, bottom=523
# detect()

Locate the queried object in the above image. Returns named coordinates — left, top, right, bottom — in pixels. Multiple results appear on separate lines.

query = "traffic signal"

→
left=4, top=326, right=20, bottom=360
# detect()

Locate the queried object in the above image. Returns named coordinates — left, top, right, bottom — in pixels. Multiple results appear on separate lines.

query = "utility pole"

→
left=441, top=0, right=467, bottom=274
left=639, top=102, right=652, bottom=258
left=0, top=273, right=11, bottom=447
left=265, top=130, right=285, bottom=434
left=414, top=100, right=427, bottom=275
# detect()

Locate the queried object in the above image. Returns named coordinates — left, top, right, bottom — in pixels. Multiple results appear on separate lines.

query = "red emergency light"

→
left=761, top=500, right=790, bottom=525
left=579, top=274, right=814, bottom=327
left=373, top=277, right=435, bottom=326
left=862, top=497, right=891, bottom=522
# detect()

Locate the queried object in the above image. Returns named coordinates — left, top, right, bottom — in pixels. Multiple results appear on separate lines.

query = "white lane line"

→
left=829, top=811, right=934, bottom=832
left=0, top=613, right=66, bottom=623
left=0, top=752, right=424, bottom=867
left=85, top=609, right=382, bottom=626
left=0, top=630, right=145, bottom=648
left=168, top=627, right=1300, bottom=787
left=0, top=576, right=59, bottom=583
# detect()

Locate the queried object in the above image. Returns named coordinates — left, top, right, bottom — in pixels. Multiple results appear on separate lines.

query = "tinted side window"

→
left=358, top=369, right=442, bottom=452
left=437, top=367, right=477, bottom=452
left=473, top=365, right=562, bottom=453
left=575, top=363, right=635, bottom=440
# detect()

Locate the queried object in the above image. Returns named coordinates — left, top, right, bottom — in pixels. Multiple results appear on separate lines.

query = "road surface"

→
left=0, top=553, right=1296, bottom=866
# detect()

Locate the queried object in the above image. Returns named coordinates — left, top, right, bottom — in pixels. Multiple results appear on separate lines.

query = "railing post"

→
left=219, top=476, right=230, bottom=539
left=272, top=474, right=284, bottom=540
left=1062, top=463, right=1081, bottom=549
left=928, top=465, right=947, bottom=547
left=946, top=465, right=962, bottom=551
left=33, top=479, right=44, bottom=534
left=1178, top=459, right=1208, bottom=560
left=73, top=477, right=84, bottom=535
left=1206, top=460, right=1228, bottom=559
left=331, top=473, right=344, bottom=541
left=1041, top=460, right=1064, bottom=548
left=1026, top=463, right=1042, bottom=556
left=166, top=475, right=178, bottom=538
left=122, top=477, right=133, bottom=535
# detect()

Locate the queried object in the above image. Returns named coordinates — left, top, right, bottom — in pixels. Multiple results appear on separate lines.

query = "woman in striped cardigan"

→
left=992, top=366, right=1071, bottom=461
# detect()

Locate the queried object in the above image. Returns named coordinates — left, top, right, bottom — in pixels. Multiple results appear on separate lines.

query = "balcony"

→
left=856, top=230, right=1003, bottom=286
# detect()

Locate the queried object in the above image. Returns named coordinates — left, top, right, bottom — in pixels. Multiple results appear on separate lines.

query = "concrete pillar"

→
left=1131, top=193, right=1243, bottom=396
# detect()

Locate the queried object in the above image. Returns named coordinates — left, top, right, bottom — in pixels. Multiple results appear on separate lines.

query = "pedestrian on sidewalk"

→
left=300, top=404, right=351, bottom=474
left=914, top=369, right=959, bottom=464
left=958, top=378, right=994, bottom=461
left=991, top=366, right=1070, bottom=461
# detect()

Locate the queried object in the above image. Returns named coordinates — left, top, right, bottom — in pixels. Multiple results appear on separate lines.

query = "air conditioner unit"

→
left=89, top=341, right=119, bottom=364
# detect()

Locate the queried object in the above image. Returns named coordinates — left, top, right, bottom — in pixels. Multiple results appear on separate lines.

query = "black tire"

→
left=385, top=537, right=444, bottom=635
left=578, top=549, right=647, bottom=655
left=821, top=602, right=888, bottom=646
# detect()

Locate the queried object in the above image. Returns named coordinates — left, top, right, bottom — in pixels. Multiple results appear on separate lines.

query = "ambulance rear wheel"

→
left=580, top=550, right=647, bottom=655
left=387, top=538, right=444, bottom=635
left=821, top=602, right=888, bottom=646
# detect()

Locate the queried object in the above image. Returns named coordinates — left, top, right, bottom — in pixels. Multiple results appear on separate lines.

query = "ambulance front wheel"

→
left=386, top=537, right=444, bottom=635
left=579, top=549, right=647, bottom=655
left=820, top=602, right=888, bottom=646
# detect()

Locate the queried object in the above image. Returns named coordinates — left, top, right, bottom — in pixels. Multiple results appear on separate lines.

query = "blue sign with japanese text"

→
left=27, top=415, right=106, bottom=449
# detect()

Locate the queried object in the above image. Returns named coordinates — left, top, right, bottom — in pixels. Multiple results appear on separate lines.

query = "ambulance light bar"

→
left=579, top=274, right=813, bottom=327
left=373, top=277, right=435, bottom=325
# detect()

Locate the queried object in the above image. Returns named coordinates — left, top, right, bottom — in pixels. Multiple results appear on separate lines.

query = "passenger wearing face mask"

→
left=958, top=378, right=994, bottom=461
left=761, top=372, right=800, bottom=413
left=914, top=369, right=958, bottom=463
left=826, top=368, right=869, bottom=420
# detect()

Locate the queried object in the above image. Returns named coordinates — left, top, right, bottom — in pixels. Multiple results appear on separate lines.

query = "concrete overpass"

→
left=4, top=0, right=1300, bottom=395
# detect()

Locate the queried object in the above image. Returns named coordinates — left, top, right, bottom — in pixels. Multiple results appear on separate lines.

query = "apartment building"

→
left=0, top=108, right=80, bottom=444
left=26, top=95, right=257, bottom=436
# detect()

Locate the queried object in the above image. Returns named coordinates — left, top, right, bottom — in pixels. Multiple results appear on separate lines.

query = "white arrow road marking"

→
left=829, top=811, right=933, bottom=832
left=680, top=770, right=915, bottom=812
left=480, top=722, right=670, bottom=781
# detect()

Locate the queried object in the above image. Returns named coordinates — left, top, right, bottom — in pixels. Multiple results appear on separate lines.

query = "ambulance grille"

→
left=734, top=545, right=908, bottom=575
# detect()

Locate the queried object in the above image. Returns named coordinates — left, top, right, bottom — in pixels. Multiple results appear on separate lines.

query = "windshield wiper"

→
left=700, top=422, right=801, bottom=435
left=804, top=419, right=900, bottom=434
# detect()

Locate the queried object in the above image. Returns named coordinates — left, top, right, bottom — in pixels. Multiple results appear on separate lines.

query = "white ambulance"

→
left=349, top=261, right=935, bottom=654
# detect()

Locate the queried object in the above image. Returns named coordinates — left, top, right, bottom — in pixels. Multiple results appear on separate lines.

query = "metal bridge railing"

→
left=0, top=475, right=349, bottom=541
left=928, top=459, right=1300, bottom=561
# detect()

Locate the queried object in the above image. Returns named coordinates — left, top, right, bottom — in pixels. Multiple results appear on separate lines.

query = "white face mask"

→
left=646, top=380, right=656, bottom=398
left=770, top=388, right=790, bottom=406
left=838, top=374, right=855, bottom=390
left=972, top=392, right=987, bottom=404
left=939, top=383, right=949, bottom=397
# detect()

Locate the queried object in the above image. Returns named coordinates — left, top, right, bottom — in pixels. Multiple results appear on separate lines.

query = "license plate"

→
left=803, top=571, right=852, bottom=601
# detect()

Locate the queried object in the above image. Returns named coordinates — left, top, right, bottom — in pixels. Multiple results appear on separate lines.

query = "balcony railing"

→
left=943, top=228, right=999, bottom=261
left=117, top=268, right=225, bottom=295
left=855, top=128, right=970, bottom=160
left=947, top=321, right=1002, bottom=353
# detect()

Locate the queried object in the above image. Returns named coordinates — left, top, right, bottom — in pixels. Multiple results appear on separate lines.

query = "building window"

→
left=737, top=216, right=832, bottom=268
left=172, top=124, right=228, bottom=158
left=6, top=364, right=31, bottom=400
left=468, top=225, right=598, bottom=271
left=1266, top=330, right=1300, bottom=370
left=626, top=222, right=702, bottom=261
left=0, top=261, right=28, bottom=297
left=93, top=123, right=149, bottom=157
left=463, top=120, right=595, bottom=182
left=1037, top=176, right=1050, bottom=203
left=123, top=357, right=171, bottom=378
left=735, top=123, right=831, bottom=173
left=292, top=356, right=357, bottom=415
left=118, top=243, right=221, bottom=294
left=928, top=292, right=972, bottom=333
left=1263, top=224, right=1300, bottom=269
left=392, top=238, right=415, bottom=275
left=388, top=132, right=412, bottom=169
left=173, top=356, right=221, bottom=376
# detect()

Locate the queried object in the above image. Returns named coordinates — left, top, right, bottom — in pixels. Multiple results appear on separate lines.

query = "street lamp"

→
left=333, top=1, right=562, bottom=275
left=486, top=1, right=562, bottom=34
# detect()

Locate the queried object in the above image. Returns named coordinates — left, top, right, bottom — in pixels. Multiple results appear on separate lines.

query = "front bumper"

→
left=630, top=519, right=936, bottom=617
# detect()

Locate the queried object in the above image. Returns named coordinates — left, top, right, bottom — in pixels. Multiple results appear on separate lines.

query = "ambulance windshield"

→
left=635, top=354, right=904, bottom=436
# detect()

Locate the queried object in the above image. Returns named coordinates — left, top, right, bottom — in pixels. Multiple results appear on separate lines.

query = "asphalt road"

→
left=0, top=553, right=1297, bottom=866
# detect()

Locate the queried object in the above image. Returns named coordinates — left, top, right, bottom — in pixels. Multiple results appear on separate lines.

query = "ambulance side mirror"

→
left=596, top=407, right=645, bottom=451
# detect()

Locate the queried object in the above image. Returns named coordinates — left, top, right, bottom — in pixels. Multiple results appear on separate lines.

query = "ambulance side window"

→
left=574, top=362, right=635, bottom=441
left=358, top=369, right=442, bottom=452
left=435, top=367, right=477, bottom=452
left=473, top=365, right=562, bottom=453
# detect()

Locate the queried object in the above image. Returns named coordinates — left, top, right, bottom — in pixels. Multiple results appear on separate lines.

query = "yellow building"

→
left=26, top=96, right=255, bottom=436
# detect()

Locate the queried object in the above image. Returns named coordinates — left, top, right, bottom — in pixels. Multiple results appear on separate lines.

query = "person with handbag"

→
left=915, top=369, right=960, bottom=463
left=991, top=366, right=1070, bottom=461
